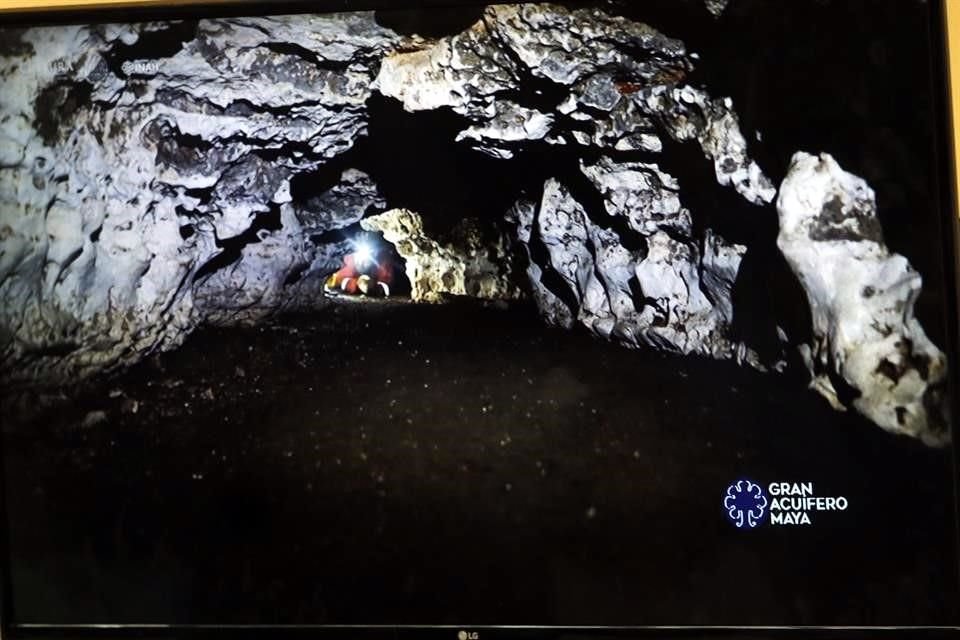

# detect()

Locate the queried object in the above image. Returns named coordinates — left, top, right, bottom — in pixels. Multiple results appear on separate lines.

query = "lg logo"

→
left=457, top=631, right=479, bottom=640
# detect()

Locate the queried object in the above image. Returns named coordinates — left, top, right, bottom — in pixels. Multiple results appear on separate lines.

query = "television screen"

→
left=0, top=0, right=958, bottom=634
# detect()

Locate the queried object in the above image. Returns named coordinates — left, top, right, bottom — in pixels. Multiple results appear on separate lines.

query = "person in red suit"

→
left=325, top=238, right=394, bottom=297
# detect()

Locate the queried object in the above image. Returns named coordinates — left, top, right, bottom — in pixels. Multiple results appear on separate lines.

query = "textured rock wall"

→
left=0, top=15, right=399, bottom=384
left=777, top=152, right=949, bottom=445
left=377, top=3, right=772, bottom=363
left=377, top=5, right=774, bottom=206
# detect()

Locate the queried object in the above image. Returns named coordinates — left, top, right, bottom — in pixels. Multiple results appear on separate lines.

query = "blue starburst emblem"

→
left=724, top=479, right=768, bottom=529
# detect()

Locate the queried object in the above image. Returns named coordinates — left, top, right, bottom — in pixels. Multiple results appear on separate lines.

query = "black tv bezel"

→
left=0, top=0, right=958, bottom=637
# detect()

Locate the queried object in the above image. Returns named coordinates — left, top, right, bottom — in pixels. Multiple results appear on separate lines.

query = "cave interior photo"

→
left=0, top=0, right=958, bottom=629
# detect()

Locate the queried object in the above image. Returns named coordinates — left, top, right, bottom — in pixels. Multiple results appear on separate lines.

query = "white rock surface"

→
left=375, top=19, right=518, bottom=116
left=374, top=3, right=772, bottom=367
left=581, top=156, right=688, bottom=236
left=516, top=176, right=751, bottom=361
left=640, top=86, right=777, bottom=205
left=0, top=14, right=399, bottom=384
left=456, top=101, right=555, bottom=158
left=508, top=199, right=576, bottom=329
left=376, top=4, right=774, bottom=206
left=361, top=209, right=521, bottom=303
left=777, top=152, right=949, bottom=445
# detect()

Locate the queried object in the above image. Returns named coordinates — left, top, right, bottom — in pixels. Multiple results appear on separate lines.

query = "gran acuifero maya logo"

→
left=723, top=479, right=849, bottom=528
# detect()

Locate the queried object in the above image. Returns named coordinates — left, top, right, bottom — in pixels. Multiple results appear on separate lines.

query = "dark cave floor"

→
left=2, top=300, right=958, bottom=627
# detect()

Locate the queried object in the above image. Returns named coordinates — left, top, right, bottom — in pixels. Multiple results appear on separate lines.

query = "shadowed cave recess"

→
left=1, top=0, right=960, bottom=628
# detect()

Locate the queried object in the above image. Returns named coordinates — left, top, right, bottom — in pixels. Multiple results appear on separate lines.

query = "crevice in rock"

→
left=289, top=155, right=360, bottom=205
left=248, top=139, right=331, bottom=163
left=650, top=128, right=807, bottom=361
left=34, top=79, right=93, bottom=146
left=222, top=97, right=339, bottom=119
left=55, top=247, right=84, bottom=285
left=154, top=88, right=354, bottom=119
left=24, top=342, right=80, bottom=358
left=482, top=30, right=571, bottom=114
left=183, top=186, right=216, bottom=207
left=146, top=119, right=213, bottom=170
left=563, top=157, right=650, bottom=254
left=175, top=204, right=199, bottom=221
left=257, top=41, right=351, bottom=72
left=194, top=204, right=282, bottom=282
left=525, top=199, right=581, bottom=316
left=310, top=221, right=364, bottom=247
left=282, top=263, right=308, bottom=287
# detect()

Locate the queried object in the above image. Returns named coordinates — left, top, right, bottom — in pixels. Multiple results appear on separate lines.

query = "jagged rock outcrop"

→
left=509, top=172, right=751, bottom=362
left=377, top=3, right=771, bottom=362
left=777, top=152, right=949, bottom=445
left=0, top=15, right=399, bottom=384
left=361, top=209, right=521, bottom=303
left=376, top=5, right=775, bottom=207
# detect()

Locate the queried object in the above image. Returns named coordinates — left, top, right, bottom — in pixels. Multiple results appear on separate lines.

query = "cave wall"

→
left=372, top=4, right=775, bottom=364
left=0, top=14, right=399, bottom=384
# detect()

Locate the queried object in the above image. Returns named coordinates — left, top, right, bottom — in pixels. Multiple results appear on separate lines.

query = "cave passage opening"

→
left=355, top=94, right=536, bottom=240
left=284, top=88, right=811, bottom=370
left=322, top=229, right=412, bottom=300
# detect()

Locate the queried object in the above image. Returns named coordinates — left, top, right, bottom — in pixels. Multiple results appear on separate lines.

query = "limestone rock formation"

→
left=0, top=15, right=399, bottom=384
left=361, top=209, right=522, bottom=303
left=777, top=152, right=949, bottom=445
left=510, top=172, right=751, bottom=362
left=378, top=3, right=772, bottom=364
left=376, top=5, right=775, bottom=206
